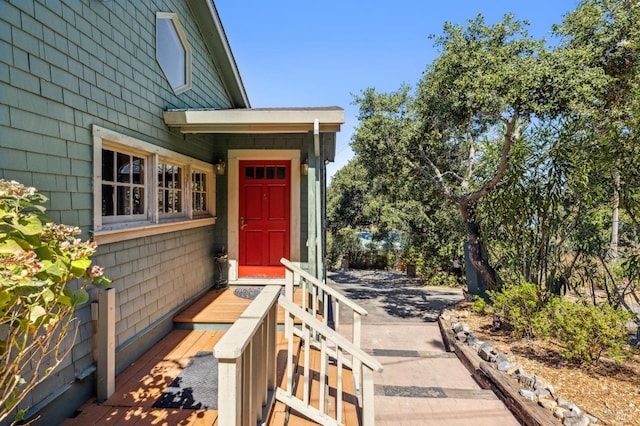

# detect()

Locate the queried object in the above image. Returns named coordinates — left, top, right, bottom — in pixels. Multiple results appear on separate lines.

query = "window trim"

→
left=156, top=12, right=192, bottom=94
left=92, top=126, right=215, bottom=244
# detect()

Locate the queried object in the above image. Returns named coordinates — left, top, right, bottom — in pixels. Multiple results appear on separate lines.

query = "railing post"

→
left=215, top=286, right=281, bottom=426
left=362, top=367, right=376, bottom=426
left=352, top=311, right=362, bottom=392
left=218, top=357, right=242, bottom=426
left=265, top=302, right=277, bottom=393
left=96, top=287, right=115, bottom=403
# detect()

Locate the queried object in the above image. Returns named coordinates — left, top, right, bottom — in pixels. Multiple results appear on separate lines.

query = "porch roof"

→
left=163, top=107, right=345, bottom=134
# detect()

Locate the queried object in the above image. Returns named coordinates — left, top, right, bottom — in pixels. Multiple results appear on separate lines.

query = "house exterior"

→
left=0, top=1, right=343, bottom=424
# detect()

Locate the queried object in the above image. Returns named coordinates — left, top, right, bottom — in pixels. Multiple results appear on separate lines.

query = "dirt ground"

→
left=452, top=301, right=640, bottom=426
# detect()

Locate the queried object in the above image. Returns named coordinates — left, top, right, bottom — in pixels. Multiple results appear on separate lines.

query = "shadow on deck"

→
left=62, top=288, right=359, bottom=426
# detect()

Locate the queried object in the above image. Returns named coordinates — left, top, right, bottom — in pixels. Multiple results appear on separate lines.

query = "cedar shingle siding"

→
left=0, top=1, right=232, bottom=423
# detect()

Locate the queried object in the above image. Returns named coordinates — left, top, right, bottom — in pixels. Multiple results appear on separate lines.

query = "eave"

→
left=163, top=107, right=345, bottom=134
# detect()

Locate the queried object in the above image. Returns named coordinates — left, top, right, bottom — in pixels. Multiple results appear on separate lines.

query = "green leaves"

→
left=0, top=180, right=110, bottom=421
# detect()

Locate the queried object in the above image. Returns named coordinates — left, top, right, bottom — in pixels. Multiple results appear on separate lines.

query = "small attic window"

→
left=156, top=13, right=191, bottom=94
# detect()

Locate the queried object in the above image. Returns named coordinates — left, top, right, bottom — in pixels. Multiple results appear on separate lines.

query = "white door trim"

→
left=227, top=149, right=301, bottom=280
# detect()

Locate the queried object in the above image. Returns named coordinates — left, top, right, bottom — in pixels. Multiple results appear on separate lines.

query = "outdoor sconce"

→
left=215, top=159, right=226, bottom=175
left=301, top=159, right=309, bottom=176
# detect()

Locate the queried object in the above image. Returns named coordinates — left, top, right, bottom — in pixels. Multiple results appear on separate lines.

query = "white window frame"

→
left=156, top=12, right=192, bottom=94
left=92, top=126, right=215, bottom=244
left=191, top=167, right=211, bottom=218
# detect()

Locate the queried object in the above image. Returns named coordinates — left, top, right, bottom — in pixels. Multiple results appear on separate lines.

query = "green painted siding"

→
left=0, top=1, right=235, bottom=423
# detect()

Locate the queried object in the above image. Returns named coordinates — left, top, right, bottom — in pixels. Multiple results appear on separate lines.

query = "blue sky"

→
left=214, top=1, right=579, bottom=182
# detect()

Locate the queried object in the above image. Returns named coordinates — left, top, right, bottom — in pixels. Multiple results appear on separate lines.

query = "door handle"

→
left=240, top=217, right=247, bottom=230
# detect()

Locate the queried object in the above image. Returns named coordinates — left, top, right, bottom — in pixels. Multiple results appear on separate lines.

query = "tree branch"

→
left=460, top=112, right=521, bottom=204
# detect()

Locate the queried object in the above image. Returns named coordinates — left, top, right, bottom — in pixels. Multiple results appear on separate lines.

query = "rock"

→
left=462, top=323, right=472, bottom=333
left=497, top=361, right=511, bottom=372
left=471, top=339, right=485, bottom=350
left=455, top=331, right=468, bottom=341
left=507, top=363, right=522, bottom=376
left=519, top=389, right=536, bottom=400
left=533, top=376, right=547, bottom=391
left=479, top=341, right=493, bottom=351
left=496, top=353, right=510, bottom=364
left=535, top=388, right=551, bottom=399
left=466, top=336, right=479, bottom=347
left=547, top=384, right=556, bottom=398
left=518, top=372, right=536, bottom=390
left=557, top=396, right=569, bottom=407
left=478, top=345, right=497, bottom=362
left=554, top=407, right=568, bottom=419
left=585, top=414, right=599, bottom=423
left=453, top=322, right=465, bottom=333
left=560, top=402, right=581, bottom=415
left=539, top=398, right=558, bottom=410
left=563, top=409, right=579, bottom=418
left=563, top=414, right=591, bottom=426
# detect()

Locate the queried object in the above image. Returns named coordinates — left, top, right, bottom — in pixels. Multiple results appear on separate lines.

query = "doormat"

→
left=234, top=286, right=284, bottom=300
left=152, top=351, right=218, bottom=410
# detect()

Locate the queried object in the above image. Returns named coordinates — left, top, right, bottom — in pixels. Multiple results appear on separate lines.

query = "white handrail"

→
left=277, top=296, right=383, bottom=426
left=281, top=258, right=367, bottom=315
left=281, top=258, right=368, bottom=391
left=214, top=285, right=280, bottom=426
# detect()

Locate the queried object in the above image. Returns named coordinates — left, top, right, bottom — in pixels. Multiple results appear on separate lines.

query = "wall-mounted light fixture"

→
left=215, top=159, right=226, bottom=175
left=300, top=158, right=309, bottom=176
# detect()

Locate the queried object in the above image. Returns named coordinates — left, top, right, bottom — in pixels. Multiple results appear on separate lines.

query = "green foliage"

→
left=487, top=281, right=633, bottom=364
left=488, top=282, right=549, bottom=338
left=549, top=300, right=632, bottom=364
left=471, top=295, right=490, bottom=315
left=0, top=180, right=110, bottom=422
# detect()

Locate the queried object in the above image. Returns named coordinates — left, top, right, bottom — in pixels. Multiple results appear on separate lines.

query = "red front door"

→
left=239, top=160, right=291, bottom=277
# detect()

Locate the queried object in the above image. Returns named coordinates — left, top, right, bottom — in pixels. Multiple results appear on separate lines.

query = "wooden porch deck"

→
left=63, top=288, right=360, bottom=426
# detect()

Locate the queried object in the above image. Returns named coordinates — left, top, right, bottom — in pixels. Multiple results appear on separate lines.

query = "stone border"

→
left=439, top=310, right=599, bottom=426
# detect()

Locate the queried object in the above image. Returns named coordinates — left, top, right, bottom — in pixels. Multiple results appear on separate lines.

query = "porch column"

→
left=96, top=288, right=115, bottom=402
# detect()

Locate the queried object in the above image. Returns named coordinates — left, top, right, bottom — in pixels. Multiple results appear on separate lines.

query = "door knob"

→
left=240, top=217, right=247, bottom=230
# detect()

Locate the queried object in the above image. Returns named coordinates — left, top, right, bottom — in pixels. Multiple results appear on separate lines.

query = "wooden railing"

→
left=214, top=263, right=381, bottom=425
left=277, top=297, right=383, bottom=425
left=213, top=285, right=281, bottom=426
left=280, top=258, right=369, bottom=391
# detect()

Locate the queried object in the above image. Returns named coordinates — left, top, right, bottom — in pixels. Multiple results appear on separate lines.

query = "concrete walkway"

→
left=328, top=270, right=521, bottom=426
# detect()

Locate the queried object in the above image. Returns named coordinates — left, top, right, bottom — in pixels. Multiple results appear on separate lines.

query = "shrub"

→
left=550, top=300, right=632, bottom=364
left=488, top=282, right=549, bottom=338
left=0, top=180, right=110, bottom=422
left=471, top=295, right=490, bottom=315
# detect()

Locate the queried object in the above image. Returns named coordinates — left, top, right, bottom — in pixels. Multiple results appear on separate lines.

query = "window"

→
left=157, top=161, right=183, bottom=216
left=101, top=150, right=146, bottom=219
left=93, top=126, right=215, bottom=241
left=156, top=13, right=191, bottom=94
left=191, top=170, right=209, bottom=216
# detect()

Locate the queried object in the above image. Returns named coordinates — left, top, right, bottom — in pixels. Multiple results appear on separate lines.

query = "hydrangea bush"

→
left=0, top=180, right=110, bottom=422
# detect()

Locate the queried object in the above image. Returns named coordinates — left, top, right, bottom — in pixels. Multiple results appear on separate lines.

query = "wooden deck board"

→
left=63, top=330, right=223, bottom=425
left=173, top=287, right=305, bottom=325
left=63, top=287, right=359, bottom=425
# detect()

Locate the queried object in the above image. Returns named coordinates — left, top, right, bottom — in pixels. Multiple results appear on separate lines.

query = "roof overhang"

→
left=163, top=107, right=345, bottom=134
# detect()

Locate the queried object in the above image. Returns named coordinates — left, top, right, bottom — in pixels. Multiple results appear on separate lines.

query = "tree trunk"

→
left=459, top=202, right=497, bottom=290
left=607, top=170, right=620, bottom=262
